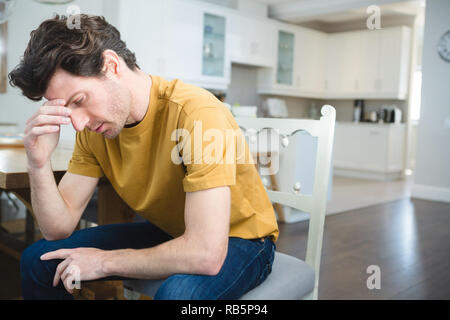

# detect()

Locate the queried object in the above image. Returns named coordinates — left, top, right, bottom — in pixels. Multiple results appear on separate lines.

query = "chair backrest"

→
left=235, top=105, right=336, bottom=299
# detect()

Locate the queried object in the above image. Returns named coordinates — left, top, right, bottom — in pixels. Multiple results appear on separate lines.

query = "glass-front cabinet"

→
left=276, top=30, right=295, bottom=85
left=202, top=13, right=226, bottom=77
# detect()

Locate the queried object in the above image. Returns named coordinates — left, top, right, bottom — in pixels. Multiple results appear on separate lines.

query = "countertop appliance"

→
left=382, top=105, right=402, bottom=124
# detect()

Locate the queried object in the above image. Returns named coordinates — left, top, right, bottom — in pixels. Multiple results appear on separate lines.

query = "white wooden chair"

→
left=123, top=105, right=336, bottom=300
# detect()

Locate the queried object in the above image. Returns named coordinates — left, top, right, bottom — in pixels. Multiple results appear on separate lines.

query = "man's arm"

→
left=41, top=186, right=231, bottom=292
left=24, top=100, right=99, bottom=240
left=29, top=168, right=98, bottom=241
left=105, top=185, right=231, bottom=277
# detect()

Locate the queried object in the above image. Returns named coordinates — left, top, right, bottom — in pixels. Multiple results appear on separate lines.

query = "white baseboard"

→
left=411, top=184, right=450, bottom=203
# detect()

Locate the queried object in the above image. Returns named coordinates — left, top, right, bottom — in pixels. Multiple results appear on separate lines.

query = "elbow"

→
left=199, top=247, right=228, bottom=276
left=43, top=232, right=71, bottom=242
left=42, top=227, right=72, bottom=241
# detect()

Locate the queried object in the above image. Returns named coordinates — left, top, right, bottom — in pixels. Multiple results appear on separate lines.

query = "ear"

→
left=101, top=50, right=121, bottom=77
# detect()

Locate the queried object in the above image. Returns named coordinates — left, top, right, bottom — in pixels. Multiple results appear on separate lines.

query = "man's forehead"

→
left=44, top=69, right=77, bottom=101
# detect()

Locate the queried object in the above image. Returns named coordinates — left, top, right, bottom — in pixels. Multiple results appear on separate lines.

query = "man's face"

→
left=45, top=68, right=131, bottom=139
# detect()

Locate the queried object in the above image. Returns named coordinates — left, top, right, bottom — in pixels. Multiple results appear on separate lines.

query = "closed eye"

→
left=73, top=97, right=84, bottom=106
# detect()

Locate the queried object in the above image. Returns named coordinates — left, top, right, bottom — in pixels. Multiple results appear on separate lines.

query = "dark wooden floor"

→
left=276, top=198, right=450, bottom=300
left=1, top=197, right=449, bottom=300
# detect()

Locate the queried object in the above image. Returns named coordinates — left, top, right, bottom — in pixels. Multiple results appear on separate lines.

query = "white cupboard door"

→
left=359, top=127, right=387, bottom=172
left=378, top=27, right=411, bottom=99
left=378, top=28, right=402, bottom=97
left=334, top=124, right=387, bottom=172
left=359, top=30, right=380, bottom=96
left=296, top=29, right=326, bottom=95
left=333, top=124, right=364, bottom=168
left=248, top=18, right=277, bottom=68
left=228, top=13, right=247, bottom=64
left=326, top=32, right=360, bottom=97
left=228, top=13, right=276, bottom=68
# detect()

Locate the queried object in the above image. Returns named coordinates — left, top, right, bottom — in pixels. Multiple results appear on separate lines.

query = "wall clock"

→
left=437, top=30, right=450, bottom=62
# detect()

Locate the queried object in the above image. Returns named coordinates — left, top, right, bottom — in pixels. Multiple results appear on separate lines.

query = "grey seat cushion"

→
left=123, top=251, right=315, bottom=300
left=240, top=252, right=315, bottom=300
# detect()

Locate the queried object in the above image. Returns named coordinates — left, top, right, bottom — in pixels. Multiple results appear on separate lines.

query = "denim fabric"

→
left=20, top=221, right=275, bottom=300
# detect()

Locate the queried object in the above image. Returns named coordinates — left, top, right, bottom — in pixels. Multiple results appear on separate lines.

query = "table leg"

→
left=25, top=209, right=35, bottom=245
left=97, top=181, right=135, bottom=225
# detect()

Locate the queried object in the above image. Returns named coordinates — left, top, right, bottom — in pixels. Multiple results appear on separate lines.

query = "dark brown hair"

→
left=9, top=14, right=139, bottom=101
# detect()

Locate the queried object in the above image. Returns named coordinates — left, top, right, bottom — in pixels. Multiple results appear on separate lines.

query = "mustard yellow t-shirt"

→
left=67, top=75, right=279, bottom=242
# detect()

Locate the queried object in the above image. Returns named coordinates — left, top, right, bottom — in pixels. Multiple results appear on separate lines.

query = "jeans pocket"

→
left=254, top=239, right=275, bottom=287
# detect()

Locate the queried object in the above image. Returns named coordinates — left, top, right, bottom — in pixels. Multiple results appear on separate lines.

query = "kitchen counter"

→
left=333, top=122, right=406, bottom=181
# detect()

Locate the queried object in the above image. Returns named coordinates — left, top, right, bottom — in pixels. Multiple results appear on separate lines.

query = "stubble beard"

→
left=102, top=82, right=131, bottom=139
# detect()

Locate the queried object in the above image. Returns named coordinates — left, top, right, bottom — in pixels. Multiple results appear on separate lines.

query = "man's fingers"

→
left=62, top=265, right=80, bottom=295
left=30, top=125, right=60, bottom=136
left=26, top=105, right=71, bottom=125
left=40, top=249, right=73, bottom=261
left=43, top=99, right=66, bottom=107
left=53, top=258, right=72, bottom=287
left=26, top=101, right=69, bottom=125
left=29, top=114, right=71, bottom=128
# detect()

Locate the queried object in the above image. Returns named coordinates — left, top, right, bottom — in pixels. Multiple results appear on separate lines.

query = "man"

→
left=9, top=14, right=278, bottom=300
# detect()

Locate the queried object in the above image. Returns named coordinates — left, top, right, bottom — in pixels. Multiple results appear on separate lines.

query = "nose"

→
left=70, top=110, right=90, bottom=132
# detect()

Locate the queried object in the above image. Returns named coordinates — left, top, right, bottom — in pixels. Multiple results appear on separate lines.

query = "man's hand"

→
left=40, top=248, right=109, bottom=294
left=24, top=99, right=72, bottom=169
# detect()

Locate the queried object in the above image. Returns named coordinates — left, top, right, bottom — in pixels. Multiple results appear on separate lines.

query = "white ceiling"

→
left=252, top=0, right=425, bottom=24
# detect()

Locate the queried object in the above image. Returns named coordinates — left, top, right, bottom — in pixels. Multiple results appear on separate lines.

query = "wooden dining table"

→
left=0, top=144, right=135, bottom=260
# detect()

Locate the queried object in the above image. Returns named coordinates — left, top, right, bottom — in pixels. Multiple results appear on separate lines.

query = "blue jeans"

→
left=20, top=221, right=275, bottom=300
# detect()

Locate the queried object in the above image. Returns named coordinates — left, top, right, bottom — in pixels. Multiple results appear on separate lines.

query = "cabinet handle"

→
left=369, top=130, right=380, bottom=135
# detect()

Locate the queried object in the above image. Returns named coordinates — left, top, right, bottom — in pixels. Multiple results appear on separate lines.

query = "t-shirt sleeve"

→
left=178, top=107, right=236, bottom=192
left=67, top=131, right=104, bottom=178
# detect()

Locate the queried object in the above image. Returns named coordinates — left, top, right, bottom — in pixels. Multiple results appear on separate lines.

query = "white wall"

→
left=411, top=0, right=450, bottom=203
left=0, top=0, right=104, bottom=144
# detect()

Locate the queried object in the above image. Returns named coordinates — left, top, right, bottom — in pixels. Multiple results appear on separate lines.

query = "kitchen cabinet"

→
left=295, top=28, right=327, bottom=95
left=333, top=122, right=406, bottom=180
left=108, top=1, right=410, bottom=98
left=258, top=25, right=411, bottom=100
left=108, top=0, right=231, bottom=90
left=358, top=29, right=381, bottom=95
left=163, top=0, right=231, bottom=89
left=325, top=32, right=361, bottom=97
left=377, top=27, right=411, bottom=99
left=277, top=30, right=295, bottom=85
left=227, top=12, right=276, bottom=68
left=257, top=23, right=326, bottom=98
left=202, top=13, right=226, bottom=77
left=326, top=26, right=411, bottom=99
